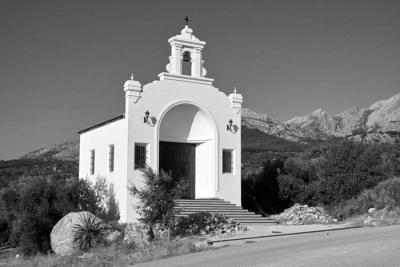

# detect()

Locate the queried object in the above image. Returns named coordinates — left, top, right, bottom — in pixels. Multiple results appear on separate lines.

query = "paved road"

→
left=136, top=225, right=400, bottom=267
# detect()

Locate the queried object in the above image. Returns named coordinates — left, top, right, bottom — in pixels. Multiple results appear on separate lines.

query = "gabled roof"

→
left=78, top=114, right=125, bottom=134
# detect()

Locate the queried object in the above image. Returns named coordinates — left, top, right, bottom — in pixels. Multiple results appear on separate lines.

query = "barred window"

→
left=109, top=144, right=114, bottom=172
left=90, top=149, right=95, bottom=175
left=135, top=144, right=148, bottom=169
left=222, top=149, right=233, bottom=173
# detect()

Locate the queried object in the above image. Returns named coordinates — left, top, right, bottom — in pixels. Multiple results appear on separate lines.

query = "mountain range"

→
left=243, top=92, right=400, bottom=144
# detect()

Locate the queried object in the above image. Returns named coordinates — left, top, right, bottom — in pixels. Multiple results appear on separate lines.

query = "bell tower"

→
left=159, top=19, right=214, bottom=85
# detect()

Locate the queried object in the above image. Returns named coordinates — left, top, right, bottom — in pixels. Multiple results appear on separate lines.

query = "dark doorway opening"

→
left=159, top=141, right=196, bottom=199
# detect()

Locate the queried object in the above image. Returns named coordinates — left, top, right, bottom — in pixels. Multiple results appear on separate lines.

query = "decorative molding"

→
left=158, top=72, right=214, bottom=85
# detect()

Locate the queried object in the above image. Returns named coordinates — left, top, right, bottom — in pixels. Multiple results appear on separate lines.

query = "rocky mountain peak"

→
left=242, top=92, right=400, bottom=144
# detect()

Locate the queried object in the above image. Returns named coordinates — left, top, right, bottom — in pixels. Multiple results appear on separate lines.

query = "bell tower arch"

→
left=159, top=22, right=213, bottom=85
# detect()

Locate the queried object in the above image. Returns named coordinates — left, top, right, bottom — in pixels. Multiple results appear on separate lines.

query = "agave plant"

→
left=73, top=213, right=110, bottom=251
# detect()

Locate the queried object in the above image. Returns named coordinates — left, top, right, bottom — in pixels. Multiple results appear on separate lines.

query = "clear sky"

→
left=0, top=0, right=399, bottom=160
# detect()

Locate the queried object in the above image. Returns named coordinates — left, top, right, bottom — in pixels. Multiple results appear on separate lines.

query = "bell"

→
left=183, top=51, right=191, bottom=62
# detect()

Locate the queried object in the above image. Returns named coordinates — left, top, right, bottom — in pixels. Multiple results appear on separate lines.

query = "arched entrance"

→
left=157, top=103, right=217, bottom=199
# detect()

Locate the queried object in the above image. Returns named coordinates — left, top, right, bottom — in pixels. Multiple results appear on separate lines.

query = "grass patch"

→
left=346, top=207, right=400, bottom=227
left=2, top=236, right=211, bottom=267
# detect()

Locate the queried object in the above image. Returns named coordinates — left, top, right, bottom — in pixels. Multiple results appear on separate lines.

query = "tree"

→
left=128, top=167, right=187, bottom=240
left=91, top=177, right=120, bottom=223
left=242, top=159, right=289, bottom=215
left=316, top=140, right=394, bottom=205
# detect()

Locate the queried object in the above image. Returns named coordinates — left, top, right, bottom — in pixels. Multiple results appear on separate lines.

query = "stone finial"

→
left=124, top=74, right=142, bottom=102
left=229, top=87, right=243, bottom=114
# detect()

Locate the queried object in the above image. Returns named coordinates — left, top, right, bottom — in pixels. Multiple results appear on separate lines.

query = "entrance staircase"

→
left=174, top=198, right=276, bottom=224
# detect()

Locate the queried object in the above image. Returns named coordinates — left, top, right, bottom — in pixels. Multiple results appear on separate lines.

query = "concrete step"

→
left=175, top=201, right=229, bottom=205
left=174, top=198, right=278, bottom=225
left=175, top=202, right=237, bottom=207
left=176, top=210, right=258, bottom=216
left=175, top=199, right=226, bottom=203
left=234, top=220, right=277, bottom=224
left=175, top=206, right=244, bottom=211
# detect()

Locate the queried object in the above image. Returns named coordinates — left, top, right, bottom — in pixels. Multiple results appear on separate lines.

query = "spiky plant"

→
left=73, top=213, right=110, bottom=251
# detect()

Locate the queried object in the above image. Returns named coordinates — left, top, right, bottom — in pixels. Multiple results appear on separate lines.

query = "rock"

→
left=78, top=252, right=93, bottom=259
left=277, top=203, right=335, bottom=225
left=368, top=208, right=377, bottom=215
left=50, top=211, right=104, bottom=256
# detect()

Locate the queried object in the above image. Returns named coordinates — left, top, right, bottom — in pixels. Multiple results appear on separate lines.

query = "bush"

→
left=277, top=156, right=320, bottom=205
left=242, top=139, right=399, bottom=219
left=0, top=175, right=119, bottom=255
left=316, top=140, right=394, bottom=205
left=173, top=212, right=225, bottom=236
left=242, top=159, right=289, bottom=215
left=330, top=177, right=400, bottom=219
left=172, top=212, right=245, bottom=237
left=90, top=177, right=120, bottom=223
left=128, top=167, right=187, bottom=240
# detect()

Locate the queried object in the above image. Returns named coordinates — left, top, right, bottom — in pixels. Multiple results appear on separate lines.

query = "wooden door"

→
left=159, top=141, right=196, bottom=199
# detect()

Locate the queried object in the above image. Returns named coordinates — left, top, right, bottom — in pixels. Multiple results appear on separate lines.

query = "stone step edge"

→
left=174, top=214, right=268, bottom=218
left=175, top=210, right=254, bottom=214
left=174, top=207, right=244, bottom=210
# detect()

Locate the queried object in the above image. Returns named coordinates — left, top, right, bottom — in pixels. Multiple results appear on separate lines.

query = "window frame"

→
left=222, top=149, right=234, bottom=174
left=134, top=143, right=148, bottom=170
left=108, top=144, right=114, bottom=173
left=89, top=149, right=95, bottom=175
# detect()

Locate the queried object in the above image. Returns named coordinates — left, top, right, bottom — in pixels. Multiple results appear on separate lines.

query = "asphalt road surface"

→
left=136, top=225, right=400, bottom=267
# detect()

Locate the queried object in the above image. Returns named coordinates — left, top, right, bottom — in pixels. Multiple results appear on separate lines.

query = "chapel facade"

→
left=78, top=25, right=243, bottom=222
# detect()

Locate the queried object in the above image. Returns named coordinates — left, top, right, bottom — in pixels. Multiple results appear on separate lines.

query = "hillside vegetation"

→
left=242, top=140, right=400, bottom=218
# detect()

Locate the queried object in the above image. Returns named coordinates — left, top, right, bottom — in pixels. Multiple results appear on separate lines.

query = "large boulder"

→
left=50, top=211, right=118, bottom=255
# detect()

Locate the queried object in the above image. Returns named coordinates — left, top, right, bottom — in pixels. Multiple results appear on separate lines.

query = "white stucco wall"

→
left=79, top=118, right=129, bottom=221
left=125, top=78, right=242, bottom=220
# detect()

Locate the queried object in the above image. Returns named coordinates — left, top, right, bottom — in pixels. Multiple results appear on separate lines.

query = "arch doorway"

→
left=158, top=103, right=217, bottom=199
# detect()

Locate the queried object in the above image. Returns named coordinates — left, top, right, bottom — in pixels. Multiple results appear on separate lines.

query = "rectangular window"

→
left=108, top=144, right=114, bottom=172
left=222, top=149, right=234, bottom=173
left=135, top=143, right=148, bottom=169
left=90, top=149, right=95, bottom=175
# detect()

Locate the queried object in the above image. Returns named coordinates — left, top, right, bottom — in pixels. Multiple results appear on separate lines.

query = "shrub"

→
left=73, top=213, right=110, bottom=251
left=0, top=175, right=119, bottom=255
left=316, top=140, right=394, bottom=205
left=242, top=159, right=289, bottom=215
left=91, top=177, right=120, bottom=223
left=329, top=177, right=400, bottom=219
left=173, top=212, right=221, bottom=236
left=172, top=212, right=244, bottom=237
left=128, top=167, right=187, bottom=240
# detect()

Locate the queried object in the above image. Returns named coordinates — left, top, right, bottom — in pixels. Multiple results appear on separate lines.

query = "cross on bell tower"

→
left=184, top=16, right=189, bottom=26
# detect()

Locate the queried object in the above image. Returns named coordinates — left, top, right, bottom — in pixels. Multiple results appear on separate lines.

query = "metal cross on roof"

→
left=184, top=16, right=189, bottom=26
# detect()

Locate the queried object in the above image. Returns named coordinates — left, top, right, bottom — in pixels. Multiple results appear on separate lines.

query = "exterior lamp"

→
left=144, top=110, right=150, bottom=123
left=226, top=119, right=233, bottom=131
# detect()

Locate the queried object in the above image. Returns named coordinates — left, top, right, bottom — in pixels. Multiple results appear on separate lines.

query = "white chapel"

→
left=78, top=24, right=244, bottom=222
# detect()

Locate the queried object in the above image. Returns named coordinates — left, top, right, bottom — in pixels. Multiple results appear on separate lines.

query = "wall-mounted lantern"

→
left=226, top=119, right=233, bottom=131
left=144, top=110, right=150, bottom=124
